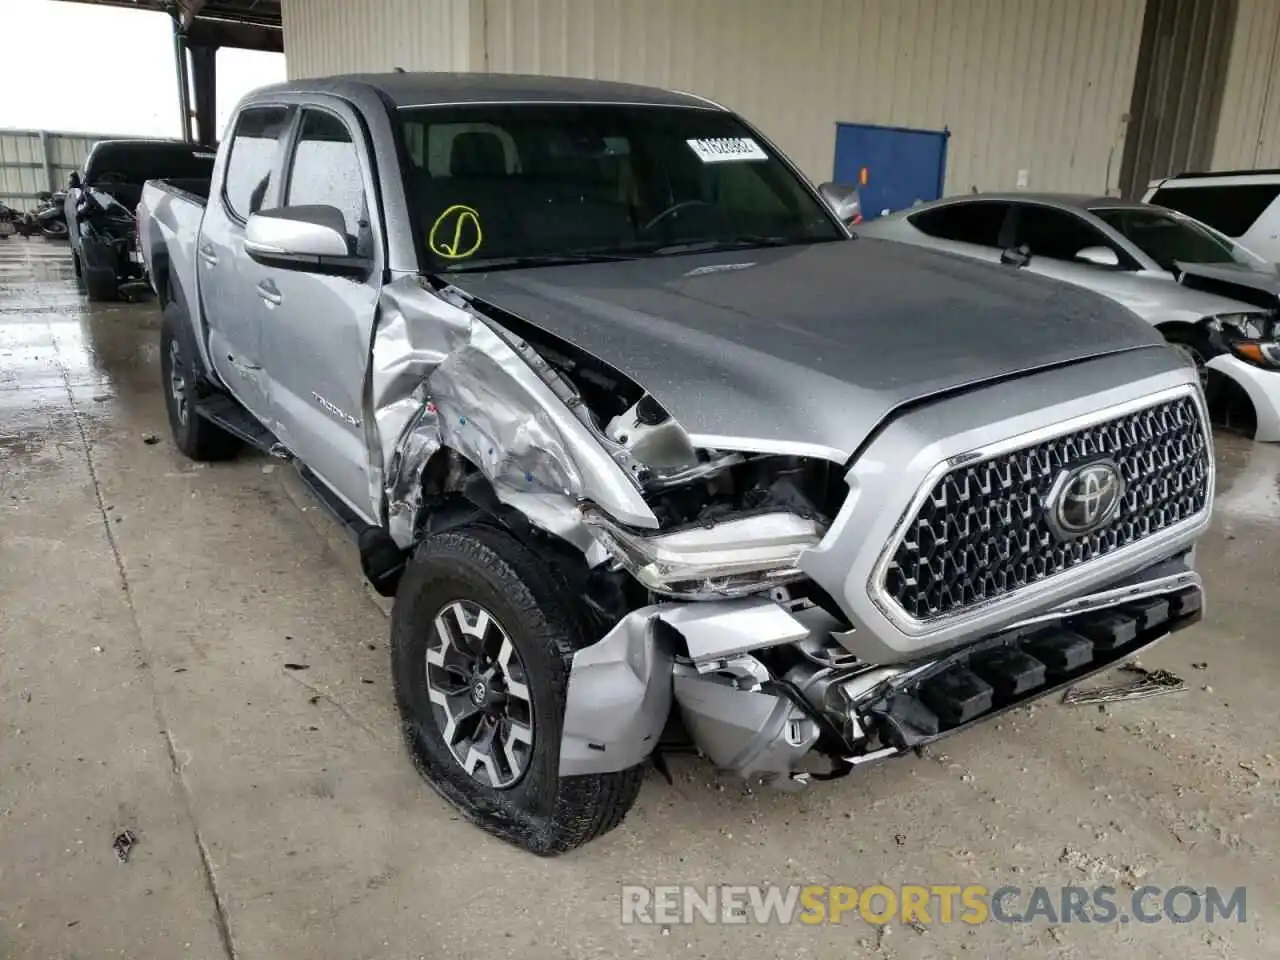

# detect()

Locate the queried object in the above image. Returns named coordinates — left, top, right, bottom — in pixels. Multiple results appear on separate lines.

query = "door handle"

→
left=256, top=280, right=282, bottom=306
left=198, top=244, right=218, bottom=266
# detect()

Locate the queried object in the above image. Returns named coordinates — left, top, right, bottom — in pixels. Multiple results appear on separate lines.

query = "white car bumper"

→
left=1207, top=353, right=1280, bottom=442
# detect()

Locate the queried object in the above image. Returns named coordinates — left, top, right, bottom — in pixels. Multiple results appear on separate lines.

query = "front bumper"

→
left=1206, top=353, right=1280, bottom=442
left=559, top=556, right=1204, bottom=781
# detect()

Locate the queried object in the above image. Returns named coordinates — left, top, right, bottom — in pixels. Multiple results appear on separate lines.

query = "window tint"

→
left=1150, top=184, right=1280, bottom=238
left=223, top=105, right=294, bottom=220
left=1013, top=205, right=1118, bottom=262
left=908, top=202, right=1009, bottom=246
left=1091, top=207, right=1263, bottom=272
left=286, top=109, right=368, bottom=240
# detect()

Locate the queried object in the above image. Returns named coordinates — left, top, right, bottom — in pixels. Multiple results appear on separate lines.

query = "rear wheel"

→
left=160, top=302, right=240, bottom=461
left=391, top=524, right=644, bottom=855
left=83, top=268, right=118, bottom=302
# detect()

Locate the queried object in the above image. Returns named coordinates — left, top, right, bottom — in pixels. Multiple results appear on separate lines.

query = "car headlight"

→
left=581, top=506, right=824, bottom=599
left=1207, top=312, right=1280, bottom=370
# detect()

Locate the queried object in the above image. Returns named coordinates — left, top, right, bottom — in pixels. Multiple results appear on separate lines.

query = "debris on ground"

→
left=283, top=663, right=310, bottom=671
left=1191, top=661, right=1209, bottom=670
left=142, top=434, right=160, bottom=445
left=113, top=829, right=137, bottom=863
left=1062, top=664, right=1186, bottom=705
left=19, top=689, right=31, bottom=703
left=91, top=646, right=104, bottom=654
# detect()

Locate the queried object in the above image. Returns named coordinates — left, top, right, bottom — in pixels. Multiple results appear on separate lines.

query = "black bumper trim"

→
left=867, top=586, right=1202, bottom=751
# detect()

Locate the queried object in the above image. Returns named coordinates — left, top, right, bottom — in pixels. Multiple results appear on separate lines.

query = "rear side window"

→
left=285, top=109, right=368, bottom=240
left=1150, top=184, right=1280, bottom=238
left=222, top=105, right=295, bottom=221
left=908, top=202, right=1009, bottom=247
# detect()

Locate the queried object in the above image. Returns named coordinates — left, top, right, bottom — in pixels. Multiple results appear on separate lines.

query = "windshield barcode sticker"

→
left=686, top=137, right=768, bottom=163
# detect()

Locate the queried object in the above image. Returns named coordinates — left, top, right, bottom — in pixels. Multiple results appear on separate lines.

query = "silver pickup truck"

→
left=139, top=72, right=1213, bottom=856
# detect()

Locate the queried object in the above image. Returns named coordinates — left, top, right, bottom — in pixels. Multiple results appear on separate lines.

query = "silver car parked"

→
left=860, top=194, right=1280, bottom=441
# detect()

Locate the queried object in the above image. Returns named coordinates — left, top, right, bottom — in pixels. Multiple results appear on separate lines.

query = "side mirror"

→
left=817, top=181, right=862, bottom=226
left=1075, top=245, right=1120, bottom=268
left=1000, top=244, right=1032, bottom=268
left=244, top=205, right=370, bottom=278
left=68, top=172, right=81, bottom=190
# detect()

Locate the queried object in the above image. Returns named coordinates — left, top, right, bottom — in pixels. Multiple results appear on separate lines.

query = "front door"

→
left=259, top=102, right=383, bottom=523
left=200, top=103, right=296, bottom=423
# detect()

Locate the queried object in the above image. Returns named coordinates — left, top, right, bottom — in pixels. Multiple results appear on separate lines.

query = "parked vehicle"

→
left=139, top=74, right=1212, bottom=855
left=1144, top=170, right=1280, bottom=264
left=859, top=193, right=1280, bottom=440
left=0, top=202, right=18, bottom=238
left=30, top=191, right=69, bottom=239
left=66, top=139, right=216, bottom=300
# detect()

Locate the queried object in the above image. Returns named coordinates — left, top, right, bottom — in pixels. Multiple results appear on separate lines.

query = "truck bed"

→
left=148, top=177, right=211, bottom=207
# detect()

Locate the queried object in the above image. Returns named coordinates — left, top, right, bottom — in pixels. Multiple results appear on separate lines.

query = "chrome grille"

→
left=882, top=395, right=1210, bottom=621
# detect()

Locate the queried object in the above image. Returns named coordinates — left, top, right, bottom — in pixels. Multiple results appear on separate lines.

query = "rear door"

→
left=199, top=104, right=296, bottom=422
left=259, top=102, right=384, bottom=521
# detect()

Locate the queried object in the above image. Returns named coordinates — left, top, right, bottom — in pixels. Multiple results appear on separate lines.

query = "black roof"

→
left=1165, top=169, right=1280, bottom=180
left=269, top=72, right=715, bottom=110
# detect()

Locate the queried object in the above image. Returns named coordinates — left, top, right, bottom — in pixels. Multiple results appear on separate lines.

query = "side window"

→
left=1150, top=184, right=1280, bottom=238
left=908, top=202, right=1009, bottom=247
left=285, top=109, right=369, bottom=241
left=223, top=105, right=294, bottom=221
left=1013, top=205, right=1123, bottom=264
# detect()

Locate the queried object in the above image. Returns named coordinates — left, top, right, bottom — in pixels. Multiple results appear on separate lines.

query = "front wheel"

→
left=1163, top=327, right=1212, bottom=389
left=391, top=524, right=645, bottom=855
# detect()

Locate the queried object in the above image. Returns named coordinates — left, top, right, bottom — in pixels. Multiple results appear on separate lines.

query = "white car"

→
left=859, top=193, right=1280, bottom=441
left=1144, top=171, right=1280, bottom=265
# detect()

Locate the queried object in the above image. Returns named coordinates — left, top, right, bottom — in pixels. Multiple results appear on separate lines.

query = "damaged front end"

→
left=371, top=276, right=1209, bottom=794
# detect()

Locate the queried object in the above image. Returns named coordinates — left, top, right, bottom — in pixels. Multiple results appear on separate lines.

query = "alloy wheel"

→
left=425, top=599, right=534, bottom=789
left=167, top=337, right=189, bottom=426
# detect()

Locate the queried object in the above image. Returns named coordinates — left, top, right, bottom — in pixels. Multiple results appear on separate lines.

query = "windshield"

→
left=1090, top=206, right=1270, bottom=272
left=397, top=104, right=843, bottom=272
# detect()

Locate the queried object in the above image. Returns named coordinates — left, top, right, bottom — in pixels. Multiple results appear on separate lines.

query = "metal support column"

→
left=172, top=17, right=193, bottom=142
left=190, top=44, right=219, bottom=146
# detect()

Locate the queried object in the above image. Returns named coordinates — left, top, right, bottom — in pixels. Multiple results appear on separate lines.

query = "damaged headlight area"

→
left=1207, top=312, right=1280, bottom=371
left=582, top=507, right=823, bottom=598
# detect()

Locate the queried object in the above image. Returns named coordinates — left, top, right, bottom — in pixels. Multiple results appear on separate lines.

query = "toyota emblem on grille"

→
left=1047, top=459, right=1125, bottom=540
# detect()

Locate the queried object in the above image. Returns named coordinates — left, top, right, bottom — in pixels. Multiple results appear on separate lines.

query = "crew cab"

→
left=139, top=73, right=1213, bottom=856
left=66, top=138, right=216, bottom=300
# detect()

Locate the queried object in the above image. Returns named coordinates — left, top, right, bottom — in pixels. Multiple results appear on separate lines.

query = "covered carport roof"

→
left=50, top=0, right=283, bottom=143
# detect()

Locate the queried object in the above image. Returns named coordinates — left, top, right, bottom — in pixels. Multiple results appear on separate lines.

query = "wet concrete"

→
left=1, top=236, right=1278, bottom=958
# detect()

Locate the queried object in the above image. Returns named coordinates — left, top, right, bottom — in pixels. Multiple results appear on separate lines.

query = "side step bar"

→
left=864, top=585, right=1203, bottom=751
left=193, top=391, right=406, bottom=598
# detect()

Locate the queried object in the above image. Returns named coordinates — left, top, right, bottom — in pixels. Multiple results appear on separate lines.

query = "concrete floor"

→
left=1, top=237, right=1277, bottom=959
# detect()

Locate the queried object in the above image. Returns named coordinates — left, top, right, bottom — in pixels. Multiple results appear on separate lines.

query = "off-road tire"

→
left=391, top=523, right=645, bottom=855
left=160, top=302, right=240, bottom=461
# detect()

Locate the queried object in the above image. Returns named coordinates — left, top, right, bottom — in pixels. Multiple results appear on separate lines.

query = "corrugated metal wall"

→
left=1213, top=0, right=1280, bottom=170
left=281, top=0, right=480, bottom=78
left=0, top=130, right=117, bottom=211
left=475, top=0, right=1147, bottom=194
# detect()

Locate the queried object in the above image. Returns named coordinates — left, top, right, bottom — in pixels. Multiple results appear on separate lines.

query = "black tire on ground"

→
left=391, top=523, right=645, bottom=856
left=71, top=248, right=82, bottom=278
left=160, top=301, right=240, bottom=461
left=83, top=268, right=119, bottom=302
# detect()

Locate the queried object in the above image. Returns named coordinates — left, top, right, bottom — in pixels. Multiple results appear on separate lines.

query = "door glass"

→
left=907, top=202, right=1009, bottom=247
left=223, top=105, right=295, bottom=221
left=286, top=110, right=368, bottom=243
left=1014, top=206, right=1124, bottom=264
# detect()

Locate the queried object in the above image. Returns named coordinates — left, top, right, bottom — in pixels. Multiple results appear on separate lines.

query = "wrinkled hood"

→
left=1176, top=260, right=1280, bottom=303
left=450, top=239, right=1165, bottom=462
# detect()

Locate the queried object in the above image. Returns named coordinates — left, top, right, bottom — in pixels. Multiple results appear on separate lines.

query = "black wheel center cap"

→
left=468, top=672, right=505, bottom=710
